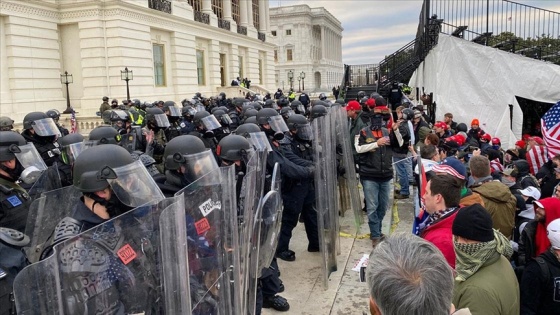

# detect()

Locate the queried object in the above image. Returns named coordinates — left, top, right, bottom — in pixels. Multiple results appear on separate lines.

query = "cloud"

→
left=270, top=0, right=560, bottom=64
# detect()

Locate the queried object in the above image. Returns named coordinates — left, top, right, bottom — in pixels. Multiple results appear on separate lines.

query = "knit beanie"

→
left=452, top=204, right=494, bottom=242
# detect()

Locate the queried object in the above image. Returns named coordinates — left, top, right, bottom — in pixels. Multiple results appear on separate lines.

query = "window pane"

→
left=153, top=44, right=165, bottom=86
left=287, top=49, right=292, bottom=61
left=286, top=29, right=291, bottom=35
left=197, top=50, right=205, bottom=85
left=238, top=56, right=244, bottom=78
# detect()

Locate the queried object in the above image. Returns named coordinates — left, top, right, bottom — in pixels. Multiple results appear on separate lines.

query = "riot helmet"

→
left=73, top=144, right=164, bottom=208
left=213, top=109, right=233, bottom=127
left=45, top=109, right=61, bottom=123
left=242, top=108, right=258, bottom=120
left=319, top=93, right=327, bottom=101
left=109, top=110, right=131, bottom=134
left=111, top=99, right=119, bottom=107
left=335, top=99, right=345, bottom=106
left=181, top=105, right=197, bottom=121
left=102, top=96, right=109, bottom=102
left=0, top=131, right=47, bottom=184
left=278, top=98, right=289, bottom=108
left=0, top=116, right=14, bottom=131
left=193, top=111, right=221, bottom=132
left=218, top=92, right=226, bottom=101
left=280, top=107, right=295, bottom=120
left=164, top=135, right=218, bottom=184
left=23, top=112, right=61, bottom=137
left=145, top=107, right=171, bottom=129
left=58, top=133, right=85, bottom=165
left=287, top=114, right=313, bottom=141
left=217, top=135, right=253, bottom=163
left=163, top=101, right=181, bottom=122
left=256, top=108, right=288, bottom=141
left=310, top=104, right=327, bottom=120
left=244, top=116, right=257, bottom=125
left=234, top=123, right=272, bottom=152
left=132, top=99, right=141, bottom=107
left=290, top=100, right=305, bottom=115
left=264, top=99, right=275, bottom=109
left=87, top=125, right=121, bottom=146
left=357, top=91, right=366, bottom=100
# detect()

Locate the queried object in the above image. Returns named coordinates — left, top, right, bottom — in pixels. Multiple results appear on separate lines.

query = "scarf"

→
left=454, top=229, right=513, bottom=282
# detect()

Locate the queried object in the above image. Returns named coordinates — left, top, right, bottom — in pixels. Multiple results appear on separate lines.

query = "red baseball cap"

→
left=366, top=98, right=376, bottom=108
left=434, top=121, right=448, bottom=130
left=346, top=100, right=361, bottom=111
left=515, top=140, right=526, bottom=148
left=491, top=137, right=501, bottom=145
left=529, top=136, right=545, bottom=145
left=481, top=134, right=492, bottom=142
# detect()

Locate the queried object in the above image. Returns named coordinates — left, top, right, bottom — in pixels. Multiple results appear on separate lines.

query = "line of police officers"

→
left=0, top=92, right=338, bottom=314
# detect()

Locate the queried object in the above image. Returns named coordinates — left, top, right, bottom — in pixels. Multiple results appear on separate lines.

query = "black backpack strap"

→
left=535, top=256, right=551, bottom=280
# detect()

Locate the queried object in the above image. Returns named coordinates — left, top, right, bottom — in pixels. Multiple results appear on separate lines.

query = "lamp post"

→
left=120, top=67, right=133, bottom=101
left=288, top=70, right=293, bottom=90
left=60, top=71, right=74, bottom=114
left=297, top=76, right=301, bottom=92
left=300, top=71, right=305, bottom=91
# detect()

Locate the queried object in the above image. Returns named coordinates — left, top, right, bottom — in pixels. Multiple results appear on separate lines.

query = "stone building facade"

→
left=0, top=0, right=275, bottom=121
left=269, top=4, right=343, bottom=92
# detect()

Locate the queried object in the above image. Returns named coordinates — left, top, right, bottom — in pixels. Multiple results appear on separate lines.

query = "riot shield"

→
left=256, top=162, right=282, bottom=276
left=14, top=195, right=190, bottom=314
left=332, top=105, right=363, bottom=232
left=119, top=131, right=138, bottom=153
left=312, top=114, right=339, bottom=289
left=175, top=167, right=238, bottom=315
left=24, top=185, right=83, bottom=263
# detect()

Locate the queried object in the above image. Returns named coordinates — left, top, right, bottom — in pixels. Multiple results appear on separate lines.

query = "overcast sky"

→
left=270, top=0, right=560, bottom=65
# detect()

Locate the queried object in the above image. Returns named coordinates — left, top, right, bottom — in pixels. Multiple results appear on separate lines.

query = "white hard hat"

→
left=547, top=218, right=560, bottom=250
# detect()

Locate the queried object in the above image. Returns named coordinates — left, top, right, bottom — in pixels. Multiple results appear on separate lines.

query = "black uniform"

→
left=277, top=134, right=319, bottom=254
left=21, top=130, right=62, bottom=167
left=0, top=178, right=31, bottom=233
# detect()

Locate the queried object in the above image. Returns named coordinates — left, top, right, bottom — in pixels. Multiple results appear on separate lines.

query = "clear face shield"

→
left=201, top=115, right=221, bottom=131
left=175, top=149, right=219, bottom=185
left=185, top=107, right=197, bottom=116
left=247, top=132, right=273, bottom=152
left=281, top=109, right=295, bottom=120
left=268, top=115, right=289, bottom=133
left=13, top=143, right=48, bottom=184
left=196, top=104, right=206, bottom=113
left=154, top=113, right=171, bottom=128
left=296, top=123, right=314, bottom=141
left=61, top=142, right=86, bottom=165
left=296, top=105, right=305, bottom=113
left=218, top=113, right=233, bottom=126
left=167, top=105, right=182, bottom=117
left=31, top=118, right=61, bottom=137
left=105, top=160, right=165, bottom=207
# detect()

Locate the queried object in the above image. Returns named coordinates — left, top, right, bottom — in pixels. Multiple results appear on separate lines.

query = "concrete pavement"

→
left=263, top=184, right=416, bottom=315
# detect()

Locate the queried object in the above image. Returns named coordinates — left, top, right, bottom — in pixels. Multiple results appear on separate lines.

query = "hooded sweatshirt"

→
left=520, top=249, right=560, bottom=315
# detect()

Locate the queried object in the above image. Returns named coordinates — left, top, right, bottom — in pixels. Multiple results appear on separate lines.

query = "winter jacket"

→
left=421, top=209, right=459, bottom=269
left=459, top=190, right=485, bottom=207
left=518, top=220, right=538, bottom=268
left=355, top=127, right=399, bottom=181
left=453, top=251, right=520, bottom=315
left=348, top=112, right=368, bottom=160
left=520, top=249, right=560, bottom=315
left=472, top=181, right=517, bottom=239
left=537, top=161, right=560, bottom=198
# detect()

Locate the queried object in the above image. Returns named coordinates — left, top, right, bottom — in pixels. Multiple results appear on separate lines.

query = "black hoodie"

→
left=520, top=249, right=560, bottom=314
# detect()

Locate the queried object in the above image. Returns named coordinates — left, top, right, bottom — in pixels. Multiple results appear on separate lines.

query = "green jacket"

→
left=453, top=252, right=520, bottom=315
left=471, top=181, right=517, bottom=239
left=349, top=111, right=368, bottom=160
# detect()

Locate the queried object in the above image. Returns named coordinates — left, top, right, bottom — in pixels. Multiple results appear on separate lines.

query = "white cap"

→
left=519, top=186, right=541, bottom=200
left=547, top=219, right=560, bottom=250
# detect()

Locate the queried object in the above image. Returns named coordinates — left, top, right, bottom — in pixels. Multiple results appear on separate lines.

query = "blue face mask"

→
left=492, top=145, right=500, bottom=150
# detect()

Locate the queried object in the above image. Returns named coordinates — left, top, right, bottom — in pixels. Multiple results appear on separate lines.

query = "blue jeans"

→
left=393, top=156, right=410, bottom=196
left=362, top=178, right=391, bottom=238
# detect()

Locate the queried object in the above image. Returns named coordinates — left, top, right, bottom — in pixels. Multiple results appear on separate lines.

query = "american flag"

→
left=490, top=158, right=504, bottom=173
left=413, top=156, right=429, bottom=236
left=541, top=100, right=560, bottom=159
left=70, top=107, right=78, bottom=133
left=526, top=144, right=548, bottom=175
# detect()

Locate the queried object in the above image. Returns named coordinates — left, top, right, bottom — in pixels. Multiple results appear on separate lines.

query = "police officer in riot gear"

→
left=212, top=109, right=233, bottom=140
left=356, top=90, right=366, bottom=101
left=0, top=117, right=14, bottom=131
left=87, top=125, right=121, bottom=146
left=159, top=135, right=218, bottom=196
left=50, top=133, right=85, bottom=187
left=309, top=104, right=327, bottom=121
left=46, top=109, right=69, bottom=136
left=189, top=110, right=221, bottom=159
left=143, top=107, right=169, bottom=158
left=0, top=132, right=35, bottom=232
left=0, top=227, right=30, bottom=315
left=43, top=144, right=165, bottom=314
left=162, top=101, right=182, bottom=141
left=277, top=114, right=319, bottom=260
left=228, top=98, right=244, bottom=130
left=21, top=112, right=62, bottom=167
left=389, top=81, right=404, bottom=109
left=179, top=105, right=197, bottom=135
left=290, top=100, right=306, bottom=115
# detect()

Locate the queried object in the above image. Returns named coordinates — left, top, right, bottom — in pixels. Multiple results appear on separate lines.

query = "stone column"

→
left=264, top=0, right=270, bottom=32
left=246, top=0, right=253, bottom=28
left=202, top=0, right=212, bottom=14
left=239, top=0, right=248, bottom=26
left=321, top=25, right=325, bottom=60
left=258, top=0, right=267, bottom=32
left=223, top=0, right=232, bottom=21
